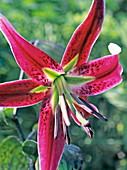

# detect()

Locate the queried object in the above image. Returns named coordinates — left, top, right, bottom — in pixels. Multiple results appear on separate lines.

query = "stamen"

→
left=62, top=119, right=70, bottom=144
left=79, top=97, right=108, bottom=121
left=84, top=119, right=91, bottom=128
left=59, top=94, right=71, bottom=126
left=62, top=119, right=67, bottom=139
left=79, top=111, right=85, bottom=119
left=70, top=93, right=108, bottom=121
left=83, top=120, right=93, bottom=138
left=83, top=126, right=93, bottom=138
left=66, top=126, right=70, bottom=145
left=54, top=105, right=60, bottom=139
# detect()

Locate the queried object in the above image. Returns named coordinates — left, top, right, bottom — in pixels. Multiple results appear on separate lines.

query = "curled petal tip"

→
left=83, top=120, right=93, bottom=138
left=108, top=43, right=122, bottom=55
left=88, top=130, right=93, bottom=138
left=104, top=117, right=108, bottom=122
left=84, top=120, right=91, bottom=128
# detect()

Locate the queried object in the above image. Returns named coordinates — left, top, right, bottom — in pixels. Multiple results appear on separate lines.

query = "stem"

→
left=13, top=69, right=26, bottom=141
left=27, top=157, right=35, bottom=170
left=14, top=114, right=26, bottom=141
left=26, top=130, right=36, bottom=140
left=13, top=69, right=35, bottom=170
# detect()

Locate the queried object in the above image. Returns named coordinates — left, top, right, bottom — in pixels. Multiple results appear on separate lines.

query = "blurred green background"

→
left=0, top=0, right=127, bottom=169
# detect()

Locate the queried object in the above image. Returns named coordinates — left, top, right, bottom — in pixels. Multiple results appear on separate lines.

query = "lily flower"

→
left=0, top=0, right=122, bottom=169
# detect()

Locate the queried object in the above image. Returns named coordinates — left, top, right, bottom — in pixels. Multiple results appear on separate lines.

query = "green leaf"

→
left=22, top=140, right=38, bottom=160
left=65, top=75, right=95, bottom=85
left=63, top=54, right=78, bottom=74
left=58, top=144, right=84, bottom=170
left=0, top=136, right=29, bottom=170
left=4, top=108, right=14, bottom=118
left=0, top=108, right=7, bottom=124
left=3, top=108, right=17, bottom=128
left=0, top=108, right=17, bottom=130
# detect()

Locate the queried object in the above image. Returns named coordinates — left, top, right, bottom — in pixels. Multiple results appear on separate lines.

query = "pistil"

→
left=59, top=94, right=71, bottom=126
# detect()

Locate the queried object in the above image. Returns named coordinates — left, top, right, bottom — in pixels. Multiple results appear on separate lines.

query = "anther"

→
left=54, top=105, right=60, bottom=139
left=70, top=93, right=107, bottom=122
left=66, top=126, right=70, bottom=145
left=79, top=97, right=108, bottom=121
left=83, top=120, right=93, bottom=138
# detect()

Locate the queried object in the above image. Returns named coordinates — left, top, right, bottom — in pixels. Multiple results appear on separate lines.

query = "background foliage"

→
left=0, top=0, right=127, bottom=169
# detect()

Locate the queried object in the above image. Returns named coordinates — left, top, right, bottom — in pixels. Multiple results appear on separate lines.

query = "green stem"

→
left=13, top=70, right=35, bottom=170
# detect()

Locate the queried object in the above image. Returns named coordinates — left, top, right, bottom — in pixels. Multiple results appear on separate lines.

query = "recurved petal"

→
left=0, top=14, right=64, bottom=86
left=0, top=79, right=45, bottom=107
left=70, top=55, right=123, bottom=96
left=69, top=54, right=121, bottom=77
left=38, top=90, right=65, bottom=170
left=61, top=0, right=105, bottom=67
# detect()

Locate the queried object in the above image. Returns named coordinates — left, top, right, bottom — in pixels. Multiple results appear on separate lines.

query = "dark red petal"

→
left=0, top=79, right=45, bottom=107
left=69, top=54, right=120, bottom=77
left=61, top=0, right=105, bottom=67
left=0, top=14, right=64, bottom=86
left=70, top=62, right=122, bottom=96
left=38, top=90, right=65, bottom=170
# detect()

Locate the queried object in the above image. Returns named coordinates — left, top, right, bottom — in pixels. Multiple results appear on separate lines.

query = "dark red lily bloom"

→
left=0, top=0, right=122, bottom=169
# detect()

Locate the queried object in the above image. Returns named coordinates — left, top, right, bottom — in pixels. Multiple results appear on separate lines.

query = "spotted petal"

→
left=61, top=0, right=105, bottom=67
left=69, top=54, right=123, bottom=96
left=0, top=79, right=46, bottom=107
left=0, top=14, right=64, bottom=86
left=38, top=90, right=65, bottom=170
